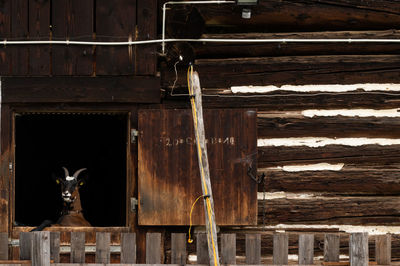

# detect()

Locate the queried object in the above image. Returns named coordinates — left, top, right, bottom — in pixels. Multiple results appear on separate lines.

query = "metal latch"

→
left=130, top=197, right=138, bottom=212
left=131, top=129, right=138, bottom=144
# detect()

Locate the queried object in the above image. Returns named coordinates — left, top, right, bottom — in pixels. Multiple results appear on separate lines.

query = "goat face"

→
left=55, top=167, right=87, bottom=204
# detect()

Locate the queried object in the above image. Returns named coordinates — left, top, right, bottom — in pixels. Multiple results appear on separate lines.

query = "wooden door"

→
left=138, top=109, right=258, bottom=226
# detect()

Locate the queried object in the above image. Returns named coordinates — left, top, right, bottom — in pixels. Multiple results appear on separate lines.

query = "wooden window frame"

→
left=7, top=107, right=137, bottom=237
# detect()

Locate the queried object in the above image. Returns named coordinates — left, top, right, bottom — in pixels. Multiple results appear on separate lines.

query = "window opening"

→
left=14, top=113, right=127, bottom=227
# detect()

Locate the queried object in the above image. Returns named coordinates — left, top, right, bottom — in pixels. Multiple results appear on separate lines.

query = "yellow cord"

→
left=188, top=195, right=205, bottom=243
left=187, top=65, right=219, bottom=266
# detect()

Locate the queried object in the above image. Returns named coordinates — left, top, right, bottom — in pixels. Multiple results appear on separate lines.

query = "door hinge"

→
left=131, top=129, right=138, bottom=144
left=130, top=197, right=138, bottom=212
left=9, top=162, right=13, bottom=173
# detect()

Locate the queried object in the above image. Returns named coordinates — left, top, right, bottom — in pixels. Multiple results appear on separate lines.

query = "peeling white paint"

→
left=231, top=83, right=400, bottom=93
left=303, top=108, right=400, bottom=118
left=188, top=255, right=197, bottom=262
left=316, top=255, right=350, bottom=260
left=258, top=137, right=400, bottom=147
left=269, top=163, right=345, bottom=172
left=288, top=254, right=299, bottom=260
left=258, top=192, right=320, bottom=200
left=288, top=255, right=349, bottom=261
left=248, top=224, right=400, bottom=235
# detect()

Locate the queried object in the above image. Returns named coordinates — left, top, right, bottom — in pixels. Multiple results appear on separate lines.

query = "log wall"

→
left=159, top=0, right=400, bottom=261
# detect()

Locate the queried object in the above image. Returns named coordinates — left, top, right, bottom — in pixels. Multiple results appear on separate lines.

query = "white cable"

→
left=3, top=38, right=400, bottom=46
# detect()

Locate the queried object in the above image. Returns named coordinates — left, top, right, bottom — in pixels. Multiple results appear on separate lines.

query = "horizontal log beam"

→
left=162, top=55, right=400, bottom=89
left=258, top=169, right=400, bottom=195
left=163, top=91, right=400, bottom=111
left=1, top=77, right=161, bottom=104
left=258, top=144, right=400, bottom=167
left=194, top=0, right=400, bottom=32
left=195, top=30, right=400, bottom=59
left=257, top=116, right=400, bottom=139
left=258, top=196, right=400, bottom=225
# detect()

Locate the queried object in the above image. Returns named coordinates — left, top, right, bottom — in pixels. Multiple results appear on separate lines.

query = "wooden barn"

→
left=1, top=0, right=400, bottom=264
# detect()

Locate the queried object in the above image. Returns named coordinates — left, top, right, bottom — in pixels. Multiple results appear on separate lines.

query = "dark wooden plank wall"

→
left=136, top=0, right=157, bottom=75
left=0, top=0, right=10, bottom=75
left=0, top=0, right=157, bottom=76
left=11, top=0, right=29, bottom=76
left=28, top=0, right=50, bottom=75
left=52, top=0, right=93, bottom=76
left=96, top=0, right=136, bottom=75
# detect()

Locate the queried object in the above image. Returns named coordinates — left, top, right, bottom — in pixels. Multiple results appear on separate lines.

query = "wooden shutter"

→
left=138, top=109, right=257, bottom=225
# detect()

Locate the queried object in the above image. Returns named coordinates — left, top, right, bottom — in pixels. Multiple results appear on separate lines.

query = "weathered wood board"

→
left=1, top=77, right=160, bottom=104
left=96, top=0, right=136, bottom=75
left=52, top=0, right=94, bottom=76
left=138, top=109, right=257, bottom=225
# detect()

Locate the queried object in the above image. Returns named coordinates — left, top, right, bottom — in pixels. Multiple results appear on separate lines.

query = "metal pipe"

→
left=161, top=0, right=236, bottom=55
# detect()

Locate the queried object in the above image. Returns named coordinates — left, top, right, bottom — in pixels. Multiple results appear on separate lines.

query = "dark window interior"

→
left=15, top=113, right=127, bottom=227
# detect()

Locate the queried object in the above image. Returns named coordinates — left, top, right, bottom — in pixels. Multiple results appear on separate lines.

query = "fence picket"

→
left=0, top=232, right=8, bottom=260
left=95, top=232, right=110, bottom=263
left=19, top=232, right=32, bottom=260
left=375, top=234, right=391, bottom=265
left=299, top=234, right=314, bottom=265
left=146, top=233, right=161, bottom=264
left=121, top=233, right=136, bottom=263
left=221, top=233, right=236, bottom=264
left=71, top=232, right=85, bottom=263
left=171, top=233, right=186, bottom=264
left=245, top=233, right=261, bottom=264
left=50, top=232, right=60, bottom=263
left=324, top=234, right=340, bottom=262
left=32, top=231, right=50, bottom=266
left=350, top=232, right=368, bottom=266
left=196, top=233, right=209, bottom=264
left=273, top=232, right=288, bottom=265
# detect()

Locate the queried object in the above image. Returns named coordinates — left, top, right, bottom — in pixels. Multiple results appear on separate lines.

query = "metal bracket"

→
left=130, top=197, right=138, bottom=212
left=247, top=166, right=265, bottom=184
left=131, top=129, right=138, bottom=144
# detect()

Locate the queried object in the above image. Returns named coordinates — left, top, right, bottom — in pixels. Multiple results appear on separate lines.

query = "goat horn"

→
left=62, top=167, right=69, bottom=177
left=73, top=168, right=87, bottom=179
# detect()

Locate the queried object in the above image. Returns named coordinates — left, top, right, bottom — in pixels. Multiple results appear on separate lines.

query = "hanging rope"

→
left=188, top=194, right=207, bottom=243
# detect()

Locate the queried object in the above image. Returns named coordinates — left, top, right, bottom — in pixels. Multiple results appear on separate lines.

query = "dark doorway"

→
left=15, top=113, right=127, bottom=227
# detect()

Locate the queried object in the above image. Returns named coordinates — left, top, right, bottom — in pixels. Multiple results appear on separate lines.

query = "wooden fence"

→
left=0, top=232, right=392, bottom=265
